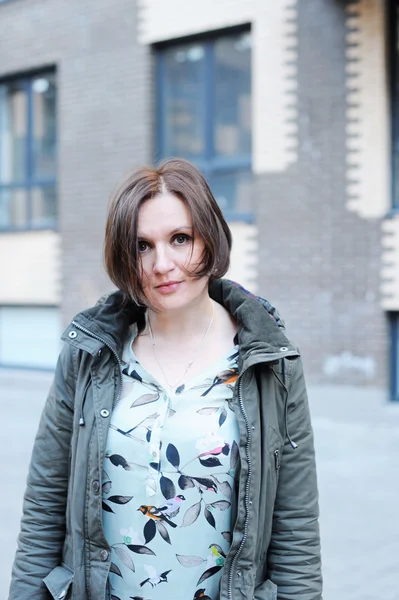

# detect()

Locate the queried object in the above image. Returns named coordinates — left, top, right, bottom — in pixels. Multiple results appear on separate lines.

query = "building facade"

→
left=0, top=0, right=397, bottom=396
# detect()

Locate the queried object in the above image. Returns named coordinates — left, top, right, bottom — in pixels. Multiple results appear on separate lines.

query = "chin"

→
left=150, top=295, right=191, bottom=313
left=147, top=284, right=208, bottom=313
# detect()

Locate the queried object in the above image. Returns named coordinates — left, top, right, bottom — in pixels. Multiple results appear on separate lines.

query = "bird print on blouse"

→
left=102, top=321, right=240, bottom=600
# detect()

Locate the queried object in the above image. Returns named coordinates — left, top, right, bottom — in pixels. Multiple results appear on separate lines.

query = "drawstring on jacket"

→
left=79, top=379, right=91, bottom=427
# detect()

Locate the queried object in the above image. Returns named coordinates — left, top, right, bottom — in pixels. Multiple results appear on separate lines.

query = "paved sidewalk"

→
left=1, top=369, right=398, bottom=599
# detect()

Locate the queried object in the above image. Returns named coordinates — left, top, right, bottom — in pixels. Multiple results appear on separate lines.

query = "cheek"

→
left=138, top=257, right=150, bottom=286
left=186, top=242, right=205, bottom=268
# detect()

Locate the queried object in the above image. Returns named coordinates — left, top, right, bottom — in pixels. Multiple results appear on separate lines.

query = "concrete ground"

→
left=1, top=368, right=398, bottom=600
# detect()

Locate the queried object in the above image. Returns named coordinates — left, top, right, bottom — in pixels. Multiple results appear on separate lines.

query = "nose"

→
left=153, top=245, right=174, bottom=274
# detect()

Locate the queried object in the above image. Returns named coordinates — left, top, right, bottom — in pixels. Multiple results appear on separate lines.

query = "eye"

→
left=173, top=234, right=191, bottom=245
left=138, top=241, right=149, bottom=253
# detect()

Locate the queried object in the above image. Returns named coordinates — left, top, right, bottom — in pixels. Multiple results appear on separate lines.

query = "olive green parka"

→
left=9, top=279, right=322, bottom=600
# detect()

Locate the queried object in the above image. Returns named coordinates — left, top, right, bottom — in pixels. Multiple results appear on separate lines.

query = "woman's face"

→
left=137, top=192, right=209, bottom=313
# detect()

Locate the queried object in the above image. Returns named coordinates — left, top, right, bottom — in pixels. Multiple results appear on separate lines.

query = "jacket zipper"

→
left=227, top=374, right=252, bottom=600
left=274, top=449, right=280, bottom=485
left=71, top=320, right=123, bottom=409
left=226, top=352, right=296, bottom=600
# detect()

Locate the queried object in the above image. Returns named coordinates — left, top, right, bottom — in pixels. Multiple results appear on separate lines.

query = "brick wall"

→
left=255, top=0, right=388, bottom=386
left=0, top=0, right=152, bottom=322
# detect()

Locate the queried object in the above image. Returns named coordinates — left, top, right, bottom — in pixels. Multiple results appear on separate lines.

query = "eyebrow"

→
left=137, top=226, right=193, bottom=239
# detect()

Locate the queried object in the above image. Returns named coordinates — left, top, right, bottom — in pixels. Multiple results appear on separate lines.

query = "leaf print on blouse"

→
left=201, top=368, right=238, bottom=397
left=160, top=442, right=235, bottom=529
left=108, top=412, right=159, bottom=447
left=102, top=469, right=112, bottom=494
left=102, top=467, right=134, bottom=513
left=105, top=452, right=136, bottom=471
left=197, top=406, right=228, bottom=428
left=110, top=563, right=123, bottom=577
left=140, top=565, right=172, bottom=588
left=108, top=529, right=156, bottom=578
left=130, top=393, right=159, bottom=408
left=176, top=543, right=226, bottom=585
left=102, top=495, right=133, bottom=514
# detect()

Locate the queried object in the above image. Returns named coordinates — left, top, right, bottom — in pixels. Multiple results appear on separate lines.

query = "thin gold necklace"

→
left=147, top=301, right=215, bottom=390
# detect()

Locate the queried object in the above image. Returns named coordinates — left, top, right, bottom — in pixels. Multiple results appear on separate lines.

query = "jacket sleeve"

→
left=266, top=357, right=322, bottom=600
left=8, top=344, right=77, bottom=599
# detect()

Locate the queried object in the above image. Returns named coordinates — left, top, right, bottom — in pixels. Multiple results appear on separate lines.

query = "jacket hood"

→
left=63, top=279, right=299, bottom=367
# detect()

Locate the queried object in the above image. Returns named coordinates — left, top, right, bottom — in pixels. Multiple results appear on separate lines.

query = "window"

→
left=156, top=29, right=252, bottom=218
left=0, top=72, right=57, bottom=230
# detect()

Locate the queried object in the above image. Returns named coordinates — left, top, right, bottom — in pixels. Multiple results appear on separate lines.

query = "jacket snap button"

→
left=92, top=480, right=100, bottom=493
left=68, top=331, right=77, bottom=339
left=100, top=549, right=109, bottom=561
left=58, top=590, right=67, bottom=599
left=97, top=348, right=103, bottom=357
left=237, top=571, right=242, bottom=577
left=100, top=409, right=110, bottom=418
left=280, top=346, right=288, bottom=352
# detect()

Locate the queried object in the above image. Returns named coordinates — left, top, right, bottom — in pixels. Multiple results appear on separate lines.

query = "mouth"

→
left=155, top=280, right=182, bottom=293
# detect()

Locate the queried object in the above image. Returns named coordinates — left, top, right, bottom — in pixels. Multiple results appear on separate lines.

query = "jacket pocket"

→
left=43, top=564, right=74, bottom=600
left=254, top=578, right=277, bottom=600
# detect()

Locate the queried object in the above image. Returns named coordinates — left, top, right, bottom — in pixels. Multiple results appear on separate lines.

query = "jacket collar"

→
left=62, top=279, right=299, bottom=367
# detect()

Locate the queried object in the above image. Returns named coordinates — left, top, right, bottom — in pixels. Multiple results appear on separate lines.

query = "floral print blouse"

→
left=102, top=321, right=240, bottom=600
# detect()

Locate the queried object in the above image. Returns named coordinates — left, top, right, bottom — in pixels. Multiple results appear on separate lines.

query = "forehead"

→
left=138, top=193, right=192, bottom=236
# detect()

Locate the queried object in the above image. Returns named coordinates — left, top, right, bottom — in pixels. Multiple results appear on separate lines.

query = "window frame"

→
left=388, top=0, right=399, bottom=211
left=0, top=69, right=57, bottom=232
left=390, top=313, right=399, bottom=401
left=155, top=27, right=253, bottom=222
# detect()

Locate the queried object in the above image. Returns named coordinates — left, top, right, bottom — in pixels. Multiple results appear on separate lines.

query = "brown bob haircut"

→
left=104, top=158, right=232, bottom=305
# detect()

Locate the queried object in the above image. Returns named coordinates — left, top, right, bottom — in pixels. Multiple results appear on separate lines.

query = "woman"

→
left=9, top=158, right=322, bottom=600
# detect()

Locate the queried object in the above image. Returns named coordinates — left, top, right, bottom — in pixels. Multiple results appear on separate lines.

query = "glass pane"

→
left=162, top=43, right=206, bottom=157
left=0, top=81, right=27, bottom=184
left=31, top=185, right=57, bottom=228
left=208, top=170, right=253, bottom=213
left=32, top=74, right=57, bottom=179
left=214, top=32, right=252, bottom=157
left=0, top=188, right=27, bottom=228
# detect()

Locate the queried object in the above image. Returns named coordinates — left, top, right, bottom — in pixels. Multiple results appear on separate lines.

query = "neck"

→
left=147, top=294, right=214, bottom=342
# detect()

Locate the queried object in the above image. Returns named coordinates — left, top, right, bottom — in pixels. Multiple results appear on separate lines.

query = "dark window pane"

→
left=31, top=185, right=57, bottom=228
left=214, top=32, right=251, bottom=157
left=162, top=44, right=206, bottom=157
left=0, top=81, right=27, bottom=184
left=208, top=169, right=253, bottom=213
left=0, top=188, right=27, bottom=228
left=32, top=74, right=57, bottom=180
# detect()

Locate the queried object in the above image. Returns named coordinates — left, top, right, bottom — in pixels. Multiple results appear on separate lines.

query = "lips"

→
left=155, top=280, right=182, bottom=293
left=156, top=280, right=181, bottom=288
